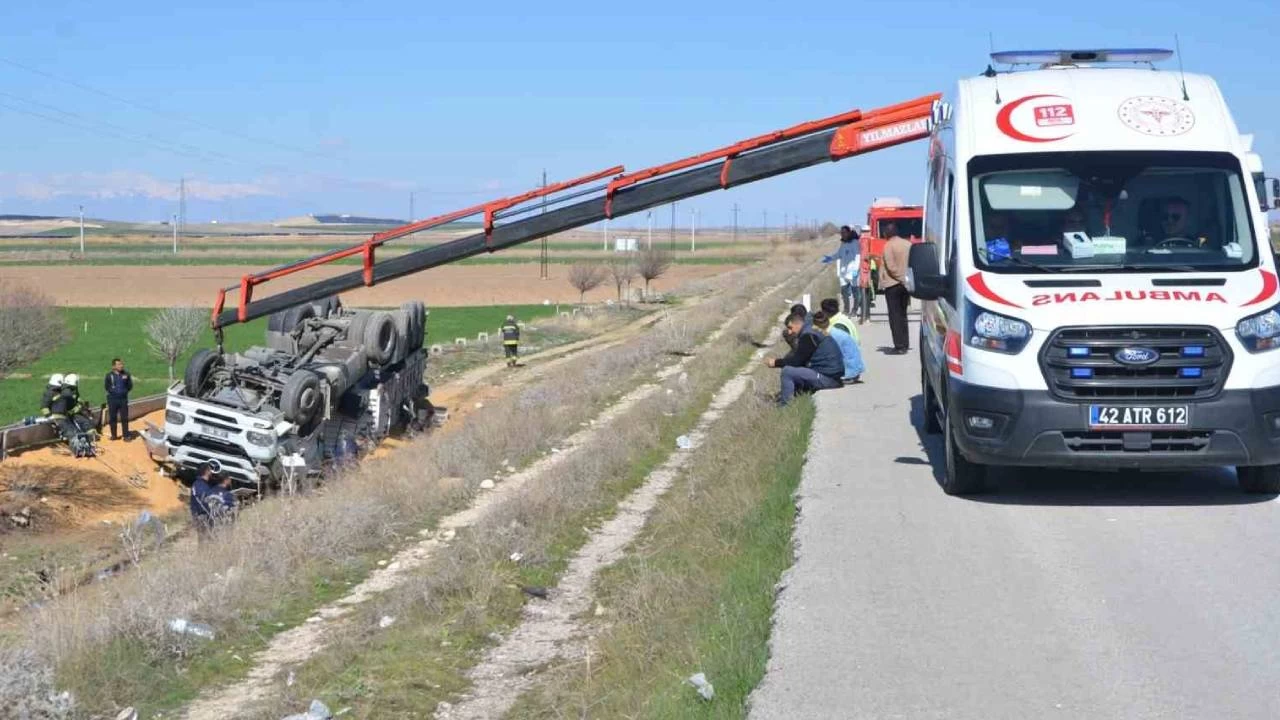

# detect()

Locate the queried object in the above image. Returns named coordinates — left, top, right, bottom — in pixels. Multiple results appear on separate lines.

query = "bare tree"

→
left=607, top=254, right=638, bottom=305
left=636, top=248, right=673, bottom=298
left=567, top=263, right=607, bottom=303
left=0, top=280, right=64, bottom=373
left=146, top=306, right=207, bottom=381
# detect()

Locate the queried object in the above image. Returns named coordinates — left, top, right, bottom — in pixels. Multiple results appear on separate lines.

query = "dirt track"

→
left=0, top=263, right=735, bottom=308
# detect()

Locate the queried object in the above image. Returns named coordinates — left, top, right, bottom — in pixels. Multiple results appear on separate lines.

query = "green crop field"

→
left=0, top=304, right=556, bottom=426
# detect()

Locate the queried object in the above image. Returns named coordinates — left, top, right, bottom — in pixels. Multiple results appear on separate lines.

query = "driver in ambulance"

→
left=1159, top=197, right=1193, bottom=242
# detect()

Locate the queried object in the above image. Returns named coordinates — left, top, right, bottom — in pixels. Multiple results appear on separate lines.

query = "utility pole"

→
left=409, top=191, right=415, bottom=223
left=603, top=218, right=610, bottom=251
left=646, top=210, right=653, bottom=249
left=732, top=203, right=740, bottom=243
left=763, top=210, right=768, bottom=241
left=171, top=213, right=178, bottom=254
left=78, top=205, right=84, bottom=255
left=690, top=207, right=697, bottom=252
left=669, top=202, right=676, bottom=250
left=540, top=169, right=549, bottom=280
left=178, top=177, right=187, bottom=238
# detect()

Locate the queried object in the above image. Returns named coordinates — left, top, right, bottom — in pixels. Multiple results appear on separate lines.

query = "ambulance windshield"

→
left=970, top=151, right=1258, bottom=273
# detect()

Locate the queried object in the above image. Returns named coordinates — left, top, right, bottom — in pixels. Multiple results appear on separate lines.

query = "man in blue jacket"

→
left=104, top=358, right=133, bottom=441
left=190, top=463, right=236, bottom=541
left=765, top=311, right=844, bottom=406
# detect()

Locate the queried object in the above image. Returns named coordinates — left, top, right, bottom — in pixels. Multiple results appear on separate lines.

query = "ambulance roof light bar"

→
left=990, top=48, right=1173, bottom=67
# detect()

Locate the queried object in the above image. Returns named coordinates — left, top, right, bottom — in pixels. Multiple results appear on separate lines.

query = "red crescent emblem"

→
left=966, top=272, right=1023, bottom=309
left=996, top=94, right=1075, bottom=143
left=1241, top=269, right=1278, bottom=308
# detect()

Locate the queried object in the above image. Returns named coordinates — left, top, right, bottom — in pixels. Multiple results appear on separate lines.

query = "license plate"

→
left=199, top=424, right=231, bottom=439
left=1089, top=405, right=1188, bottom=428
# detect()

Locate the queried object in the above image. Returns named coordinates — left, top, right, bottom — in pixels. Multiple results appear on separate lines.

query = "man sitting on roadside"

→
left=820, top=298, right=865, bottom=382
left=781, top=303, right=811, bottom=349
left=765, top=310, right=845, bottom=406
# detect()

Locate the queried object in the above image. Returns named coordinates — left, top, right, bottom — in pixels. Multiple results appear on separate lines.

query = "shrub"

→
left=0, top=280, right=65, bottom=373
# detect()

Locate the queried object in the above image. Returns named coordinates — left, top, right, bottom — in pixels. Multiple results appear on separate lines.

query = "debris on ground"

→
left=509, top=551, right=524, bottom=563
left=688, top=672, right=716, bottom=701
left=281, top=699, right=333, bottom=720
left=520, top=585, right=549, bottom=600
left=115, top=708, right=138, bottom=720
left=479, top=479, right=495, bottom=490
left=167, top=618, right=216, bottom=640
left=378, top=615, right=396, bottom=629
left=676, top=435, right=693, bottom=450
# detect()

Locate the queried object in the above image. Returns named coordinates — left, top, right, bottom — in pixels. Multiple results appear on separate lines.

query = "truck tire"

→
left=942, top=410, right=986, bottom=496
left=281, top=370, right=322, bottom=425
left=362, top=311, right=398, bottom=364
left=411, top=301, right=427, bottom=349
left=1237, top=465, right=1280, bottom=494
left=400, top=302, right=422, bottom=351
left=392, top=308, right=412, bottom=362
left=183, top=349, right=221, bottom=396
left=269, top=304, right=316, bottom=334
left=922, top=357, right=942, bottom=435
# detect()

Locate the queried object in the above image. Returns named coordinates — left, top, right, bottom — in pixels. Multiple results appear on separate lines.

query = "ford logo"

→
left=1114, top=346, right=1160, bottom=366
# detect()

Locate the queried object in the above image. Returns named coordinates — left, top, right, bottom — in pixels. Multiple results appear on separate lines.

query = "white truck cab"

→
left=908, top=49, right=1280, bottom=495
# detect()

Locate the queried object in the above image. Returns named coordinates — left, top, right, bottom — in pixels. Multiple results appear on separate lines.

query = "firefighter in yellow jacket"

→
left=501, top=314, right=520, bottom=368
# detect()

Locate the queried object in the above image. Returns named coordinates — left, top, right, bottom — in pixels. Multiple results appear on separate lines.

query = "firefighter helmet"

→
left=48, top=373, right=64, bottom=387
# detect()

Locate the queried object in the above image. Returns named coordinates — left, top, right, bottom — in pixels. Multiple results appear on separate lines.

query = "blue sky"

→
left=1, top=0, right=1277, bottom=228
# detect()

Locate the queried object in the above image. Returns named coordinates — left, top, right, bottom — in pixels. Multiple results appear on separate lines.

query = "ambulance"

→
left=908, top=48, right=1280, bottom=495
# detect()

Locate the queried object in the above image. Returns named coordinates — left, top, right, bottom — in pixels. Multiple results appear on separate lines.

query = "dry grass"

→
left=252, top=267, right=814, bottom=718
left=0, top=263, right=806, bottom=717
left=509, top=349, right=817, bottom=719
left=0, top=466, right=142, bottom=534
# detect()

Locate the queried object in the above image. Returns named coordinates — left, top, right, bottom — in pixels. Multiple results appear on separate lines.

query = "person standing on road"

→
left=881, top=223, right=913, bottom=354
left=104, top=358, right=133, bottom=441
left=501, top=314, right=520, bottom=368
left=857, top=229, right=874, bottom=323
left=766, top=311, right=844, bottom=406
left=832, top=226, right=861, bottom=316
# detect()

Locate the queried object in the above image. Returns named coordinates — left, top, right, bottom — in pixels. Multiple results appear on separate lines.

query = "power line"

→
left=0, top=56, right=342, bottom=163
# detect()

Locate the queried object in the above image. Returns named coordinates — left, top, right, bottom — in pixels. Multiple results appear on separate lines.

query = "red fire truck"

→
left=862, top=197, right=923, bottom=262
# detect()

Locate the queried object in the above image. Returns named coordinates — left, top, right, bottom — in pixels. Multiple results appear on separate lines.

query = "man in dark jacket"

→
left=766, top=311, right=844, bottom=406
left=190, top=463, right=236, bottom=541
left=104, top=358, right=134, bottom=441
left=501, top=314, right=520, bottom=368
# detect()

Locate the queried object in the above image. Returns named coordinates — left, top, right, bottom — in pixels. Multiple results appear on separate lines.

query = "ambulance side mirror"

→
left=905, top=242, right=948, bottom=301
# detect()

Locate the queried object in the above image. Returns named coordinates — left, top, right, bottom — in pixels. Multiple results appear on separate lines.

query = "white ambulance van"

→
left=908, top=49, right=1280, bottom=495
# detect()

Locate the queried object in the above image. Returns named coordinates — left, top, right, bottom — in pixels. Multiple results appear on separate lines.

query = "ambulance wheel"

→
left=922, top=355, right=941, bottom=435
left=183, top=349, right=221, bottom=396
left=281, top=370, right=322, bottom=425
left=942, top=410, right=986, bottom=496
left=1237, top=465, right=1280, bottom=494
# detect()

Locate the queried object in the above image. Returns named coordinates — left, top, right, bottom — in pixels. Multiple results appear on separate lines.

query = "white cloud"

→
left=0, top=171, right=280, bottom=201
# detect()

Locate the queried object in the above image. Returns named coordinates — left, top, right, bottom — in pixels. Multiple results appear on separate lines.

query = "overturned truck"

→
left=163, top=297, right=429, bottom=491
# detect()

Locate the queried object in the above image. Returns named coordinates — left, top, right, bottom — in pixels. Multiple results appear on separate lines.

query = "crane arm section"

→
left=212, top=93, right=940, bottom=329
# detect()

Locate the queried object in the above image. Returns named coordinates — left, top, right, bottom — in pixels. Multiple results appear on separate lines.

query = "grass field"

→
left=0, top=240, right=747, bottom=254
left=0, top=304, right=558, bottom=425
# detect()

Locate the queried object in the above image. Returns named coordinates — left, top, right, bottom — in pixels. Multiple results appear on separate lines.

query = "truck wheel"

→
left=1237, top=465, right=1280, bottom=494
left=268, top=304, right=316, bottom=333
left=922, top=357, right=942, bottom=435
left=362, top=311, right=398, bottom=364
left=183, top=349, right=221, bottom=396
left=411, top=301, right=427, bottom=349
left=282, top=370, right=322, bottom=425
left=392, top=308, right=412, bottom=362
left=942, top=410, right=986, bottom=496
left=400, top=302, right=424, bottom=350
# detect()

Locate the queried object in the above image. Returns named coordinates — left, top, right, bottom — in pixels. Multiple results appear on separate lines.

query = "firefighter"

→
left=501, top=314, right=520, bottom=368
left=50, top=374, right=95, bottom=457
left=40, top=373, right=64, bottom=418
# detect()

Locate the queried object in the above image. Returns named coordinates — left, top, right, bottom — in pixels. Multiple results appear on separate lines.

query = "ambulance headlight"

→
left=967, top=301, right=1031, bottom=354
left=1236, top=304, right=1280, bottom=352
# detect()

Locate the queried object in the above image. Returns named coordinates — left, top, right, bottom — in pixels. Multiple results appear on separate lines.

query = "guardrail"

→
left=0, top=394, right=167, bottom=461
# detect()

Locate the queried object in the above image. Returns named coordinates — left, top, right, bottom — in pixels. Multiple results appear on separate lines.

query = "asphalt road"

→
left=749, top=310, right=1280, bottom=720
